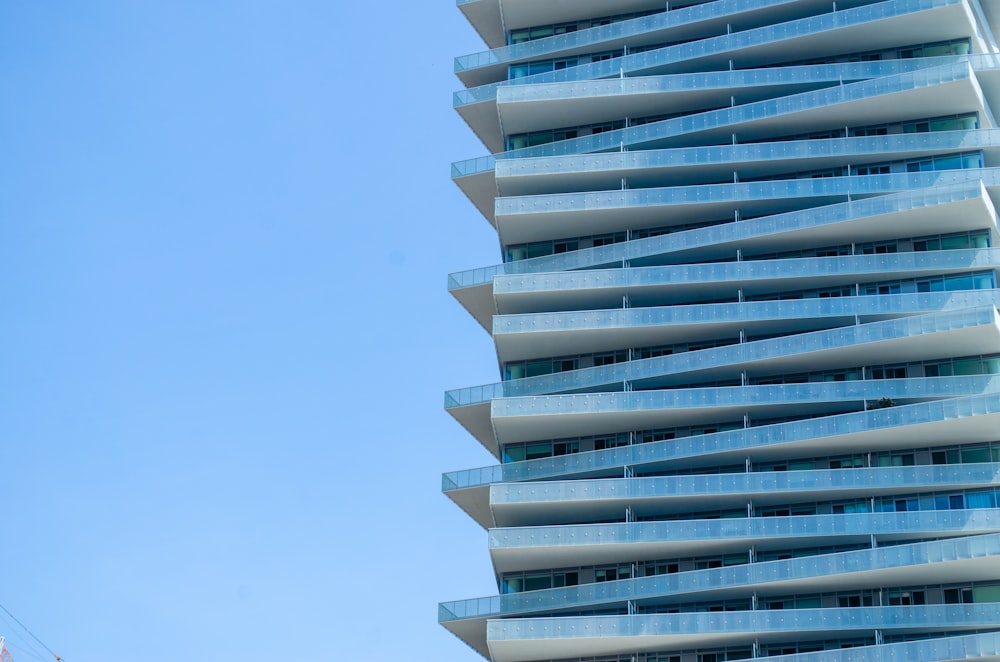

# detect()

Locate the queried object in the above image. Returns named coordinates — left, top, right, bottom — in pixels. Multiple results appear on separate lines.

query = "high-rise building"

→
left=440, top=1, right=1000, bottom=661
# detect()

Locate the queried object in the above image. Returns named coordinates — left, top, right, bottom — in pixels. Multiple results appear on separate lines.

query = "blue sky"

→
left=0, top=3, right=500, bottom=660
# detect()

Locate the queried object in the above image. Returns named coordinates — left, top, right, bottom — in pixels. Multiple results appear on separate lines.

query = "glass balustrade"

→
left=485, top=604, right=1000, bottom=642
left=494, top=293, right=1000, bottom=338
left=489, top=378, right=1000, bottom=423
left=492, top=63, right=975, bottom=160
left=448, top=307, right=999, bottom=406
left=492, top=129, right=1000, bottom=180
left=440, top=533, right=1000, bottom=621
left=493, top=464, right=1000, bottom=506
left=493, top=250, right=1000, bottom=297
left=454, top=0, right=963, bottom=108
left=449, top=182, right=992, bottom=289
left=454, top=0, right=806, bottom=74
left=441, top=392, right=1000, bottom=489
left=495, top=169, right=1000, bottom=220
left=488, top=510, right=1000, bottom=553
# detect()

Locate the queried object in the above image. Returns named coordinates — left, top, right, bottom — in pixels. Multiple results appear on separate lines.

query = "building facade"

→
left=441, top=1, right=1000, bottom=661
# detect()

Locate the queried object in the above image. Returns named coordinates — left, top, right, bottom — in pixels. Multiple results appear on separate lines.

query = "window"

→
left=502, top=570, right=578, bottom=593
left=506, top=239, right=579, bottom=262
left=904, top=114, right=978, bottom=133
left=888, top=591, right=925, bottom=605
left=871, top=366, right=906, bottom=379
left=505, top=356, right=578, bottom=380
left=507, top=127, right=579, bottom=150
left=818, top=286, right=852, bottom=298
left=878, top=453, right=914, bottom=467
left=595, top=565, right=632, bottom=582
left=502, top=440, right=581, bottom=463
left=595, top=435, right=629, bottom=451
left=553, top=441, right=579, bottom=456
left=594, top=351, right=627, bottom=366
left=859, top=241, right=898, bottom=254
left=914, top=231, right=990, bottom=251
left=589, top=50, right=623, bottom=63
left=932, top=449, right=960, bottom=465
left=508, top=23, right=577, bottom=45
left=833, top=501, right=870, bottom=514
left=508, top=57, right=579, bottom=79
left=643, top=561, right=678, bottom=576
left=839, top=594, right=873, bottom=607
left=916, top=272, right=995, bottom=293
left=853, top=126, right=888, bottom=137
left=944, top=587, right=974, bottom=604
left=973, top=585, right=1000, bottom=603
left=962, top=447, right=992, bottom=463
left=590, top=122, right=626, bottom=136
left=856, top=164, right=891, bottom=175
left=830, top=456, right=864, bottom=469
left=862, top=283, right=900, bottom=295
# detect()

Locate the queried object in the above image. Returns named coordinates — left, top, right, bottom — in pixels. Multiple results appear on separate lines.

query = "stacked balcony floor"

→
left=443, top=0, right=1000, bottom=660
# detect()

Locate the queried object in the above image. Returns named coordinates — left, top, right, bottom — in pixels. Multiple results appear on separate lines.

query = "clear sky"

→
left=0, top=2, right=501, bottom=660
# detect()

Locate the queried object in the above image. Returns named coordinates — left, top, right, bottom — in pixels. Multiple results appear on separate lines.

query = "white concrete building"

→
left=441, top=2, right=1000, bottom=660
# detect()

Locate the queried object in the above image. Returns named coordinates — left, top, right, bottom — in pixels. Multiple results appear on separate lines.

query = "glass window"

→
left=888, top=591, right=925, bottom=605
left=525, top=360, right=553, bottom=378
left=934, top=155, right=963, bottom=170
left=525, top=443, right=551, bottom=460
left=503, top=446, right=525, bottom=463
left=553, top=441, right=579, bottom=456
left=973, top=585, right=1000, bottom=603
left=967, top=491, right=995, bottom=508
left=523, top=574, right=551, bottom=591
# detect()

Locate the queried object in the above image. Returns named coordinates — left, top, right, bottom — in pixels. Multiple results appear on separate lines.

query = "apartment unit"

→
left=441, top=1, right=1000, bottom=661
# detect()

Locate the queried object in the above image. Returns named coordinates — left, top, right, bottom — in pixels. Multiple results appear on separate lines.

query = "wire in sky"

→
left=0, top=603, right=61, bottom=662
left=4, top=639, right=51, bottom=662
left=0, top=610, right=50, bottom=662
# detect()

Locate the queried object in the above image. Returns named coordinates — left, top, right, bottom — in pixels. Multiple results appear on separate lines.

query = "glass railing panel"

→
left=453, top=57, right=1000, bottom=179
left=747, top=634, right=1000, bottom=662
left=493, top=293, right=1000, bottom=331
left=492, top=62, right=974, bottom=161
left=493, top=128, right=1000, bottom=179
left=493, top=250, right=1000, bottom=297
left=452, top=155, right=495, bottom=178
left=494, top=56, right=980, bottom=105
left=503, top=294, right=1000, bottom=337
left=443, top=392, right=1000, bottom=488
left=495, top=169, right=1000, bottom=219
left=441, top=464, right=504, bottom=491
left=448, top=307, right=999, bottom=405
left=448, top=182, right=991, bottom=288
left=439, top=595, right=501, bottom=621
left=440, top=533, right=1000, bottom=621
left=489, top=510, right=1000, bottom=551
left=454, top=0, right=804, bottom=73
left=488, top=378, right=1000, bottom=421
left=485, top=604, right=1000, bottom=640
left=493, top=464, right=1000, bottom=505
left=454, top=0, right=964, bottom=108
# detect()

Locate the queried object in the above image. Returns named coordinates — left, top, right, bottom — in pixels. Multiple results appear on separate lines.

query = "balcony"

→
left=451, top=183, right=997, bottom=328
left=441, top=534, right=1000, bottom=656
left=486, top=604, right=1000, bottom=662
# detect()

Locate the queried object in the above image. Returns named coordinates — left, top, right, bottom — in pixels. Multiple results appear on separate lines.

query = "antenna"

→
left=0, top=636, right=14, bottom=662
